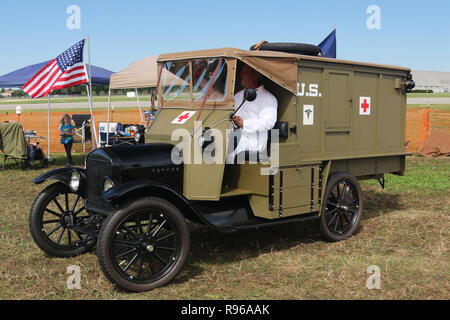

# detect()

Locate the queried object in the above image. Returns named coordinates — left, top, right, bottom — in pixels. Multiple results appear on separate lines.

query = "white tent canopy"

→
left=109, top=55, right=187, bottom=89
left=109, top=55, right=159, bottom=89
left=106, top=55, right=191, bottom=145
left=106, top=55, right=161, bottom=144
left=107, top=55, right=160, bottom=132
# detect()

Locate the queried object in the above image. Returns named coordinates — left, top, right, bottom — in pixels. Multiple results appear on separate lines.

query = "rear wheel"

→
left=319, top=172, right=363, bottom=242
left=29, top=182, right=94, bottom=257
left=97, top=197, right=190, bottom=292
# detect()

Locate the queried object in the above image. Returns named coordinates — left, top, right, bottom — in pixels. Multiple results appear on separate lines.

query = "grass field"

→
left=0, top=154, right=448, bottom=300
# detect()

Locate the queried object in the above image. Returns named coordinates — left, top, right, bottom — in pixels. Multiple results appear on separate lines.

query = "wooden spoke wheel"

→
left=319, top=172, right=363, bottom=242
left=97, top=197, right=190, bottom=292
left=29, top=182, right=94, bottom=257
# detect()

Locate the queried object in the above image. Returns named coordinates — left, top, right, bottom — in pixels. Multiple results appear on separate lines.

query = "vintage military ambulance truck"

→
left=29, top=45, right=414, bottom=291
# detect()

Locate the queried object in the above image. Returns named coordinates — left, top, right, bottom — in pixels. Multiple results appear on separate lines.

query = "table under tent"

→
left=105, top=55, right=190, bottom=145
left=0, top=60, right=113, bottom=157
left=105, top=55, right=159, bottom=146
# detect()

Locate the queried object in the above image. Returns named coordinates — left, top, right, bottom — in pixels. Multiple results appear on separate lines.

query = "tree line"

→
left=1, top=86, right=152, bottom=98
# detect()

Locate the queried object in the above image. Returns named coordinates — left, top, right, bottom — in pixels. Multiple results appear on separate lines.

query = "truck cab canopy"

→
left=157, top=47, right=410, bottom=96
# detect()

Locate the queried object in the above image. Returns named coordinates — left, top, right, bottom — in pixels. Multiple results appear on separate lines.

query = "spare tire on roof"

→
left=250, top=42, right=322, bottom=56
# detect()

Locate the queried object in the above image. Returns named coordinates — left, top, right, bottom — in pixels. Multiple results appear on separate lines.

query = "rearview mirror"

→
left=230, top=87, right=258, bottom=122
left=243, top=88, right=257, bottom=102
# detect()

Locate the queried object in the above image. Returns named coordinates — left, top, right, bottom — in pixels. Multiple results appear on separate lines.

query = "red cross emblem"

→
left=177, top=113, right=191, bottom=122
left=359, top=97, right=371, bottom=115
left=171, top=111, right=196, bottom=124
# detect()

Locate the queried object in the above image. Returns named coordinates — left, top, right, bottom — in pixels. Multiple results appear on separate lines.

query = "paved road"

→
left=407, top=98, right=450, bottom=105
left=0, top=100, right=145, bottom=111
left=1, top=98, right=449, bottom=111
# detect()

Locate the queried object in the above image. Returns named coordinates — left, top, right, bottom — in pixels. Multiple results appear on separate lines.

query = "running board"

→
left=190, top=197, right=319, bottom=233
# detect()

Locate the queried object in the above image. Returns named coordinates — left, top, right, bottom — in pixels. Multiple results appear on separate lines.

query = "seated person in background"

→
left=26, top=141, right=48, bottom=168
left=226, top=64, right=278, bottom=163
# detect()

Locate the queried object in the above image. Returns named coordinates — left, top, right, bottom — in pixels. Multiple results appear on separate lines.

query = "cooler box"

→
left=99, top=122, right=119, bottom=146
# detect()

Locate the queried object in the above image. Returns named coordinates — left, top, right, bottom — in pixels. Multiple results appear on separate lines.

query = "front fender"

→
left=33, top=167, right=75, bottom=185
left=102, top=180, right=168, bottom=201
left=33, top=167, right=86, bottom=195
left=102, top=180, right=226, bottom=231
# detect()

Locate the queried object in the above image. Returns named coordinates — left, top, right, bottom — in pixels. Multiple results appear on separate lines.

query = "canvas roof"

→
left=158, top=47, right=410, bottom=94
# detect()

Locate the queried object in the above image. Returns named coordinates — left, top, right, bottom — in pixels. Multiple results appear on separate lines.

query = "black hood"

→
left=88, top=143, right=180, bottom=169
left=87, top=143, right=183, bottom=195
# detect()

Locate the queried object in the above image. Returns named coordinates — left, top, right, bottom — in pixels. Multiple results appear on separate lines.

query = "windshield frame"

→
left=158, top=57, right=237, bottom=110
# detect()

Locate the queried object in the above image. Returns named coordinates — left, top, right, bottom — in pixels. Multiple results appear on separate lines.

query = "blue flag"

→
left=318, top=29, right=336, bottom=58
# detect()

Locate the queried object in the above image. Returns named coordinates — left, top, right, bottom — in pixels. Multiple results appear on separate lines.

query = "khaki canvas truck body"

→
left=29, top=45, right=414, bottom=292
left=148, top=48, right=410, bottom=218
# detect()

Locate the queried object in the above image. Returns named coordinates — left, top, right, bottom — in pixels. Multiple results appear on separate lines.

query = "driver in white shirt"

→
left=227, top=64, right=278, bottom=163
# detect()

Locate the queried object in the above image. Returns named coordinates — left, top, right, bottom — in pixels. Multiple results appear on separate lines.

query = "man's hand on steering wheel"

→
left=232, top=115, right=244, bottom=128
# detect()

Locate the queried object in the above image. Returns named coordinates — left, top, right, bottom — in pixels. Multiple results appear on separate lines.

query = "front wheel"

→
left=319, top=172, right=363, bottom=242
left=96, top=197, right=190, bottom=292
left=29, top=182, right=95, bottom=257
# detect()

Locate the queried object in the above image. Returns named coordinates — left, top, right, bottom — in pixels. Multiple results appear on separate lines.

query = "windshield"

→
left=193, top=58, right=227, bottom=101
left=161, top=58, right=228, bottom=102
left=161, top=61, right=190, bottom=101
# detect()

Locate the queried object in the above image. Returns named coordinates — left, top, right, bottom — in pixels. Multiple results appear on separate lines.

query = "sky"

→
left=0, top=0, right=449, bottom=75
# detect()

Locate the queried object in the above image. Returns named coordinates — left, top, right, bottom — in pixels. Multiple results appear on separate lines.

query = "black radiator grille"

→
left=86, top=159, right=112, bottom=203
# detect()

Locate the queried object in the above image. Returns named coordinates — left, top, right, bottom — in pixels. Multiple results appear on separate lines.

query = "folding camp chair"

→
left=0, top=122, right=47, bottom=170
left=72, top=114, right=92, bottom=152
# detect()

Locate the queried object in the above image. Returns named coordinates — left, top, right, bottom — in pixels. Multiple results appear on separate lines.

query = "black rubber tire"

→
left=29, top=182, right=93, bottom=257
left=319, top=172, right=363, bottom=242
left=250, top=42, right=321, bottom=56
left=96, top=197, right=190, bottom=292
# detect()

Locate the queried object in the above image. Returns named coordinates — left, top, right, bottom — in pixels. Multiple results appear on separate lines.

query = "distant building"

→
left=411, top=71, right=450, bottom=93
left=0, top=89, right=13, bottom=98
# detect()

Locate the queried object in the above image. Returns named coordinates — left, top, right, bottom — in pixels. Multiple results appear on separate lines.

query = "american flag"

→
left=22, top=40, right=89, bottom=99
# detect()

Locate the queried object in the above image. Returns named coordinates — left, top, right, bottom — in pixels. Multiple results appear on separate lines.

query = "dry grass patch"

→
left=0, top=155, right=448, bottom=299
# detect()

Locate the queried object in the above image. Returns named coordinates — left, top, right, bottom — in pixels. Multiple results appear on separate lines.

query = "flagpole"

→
left=87, top=35, right=93, bottom=106
left=47, top=94, right=51, bottom=159
left=136, top=88, right=143, bottom=121
left=85, top=85, right=98, bottom=148
left=86, top=35, right=99, bottom=149
left=106, top=88, right=111, bottom=147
